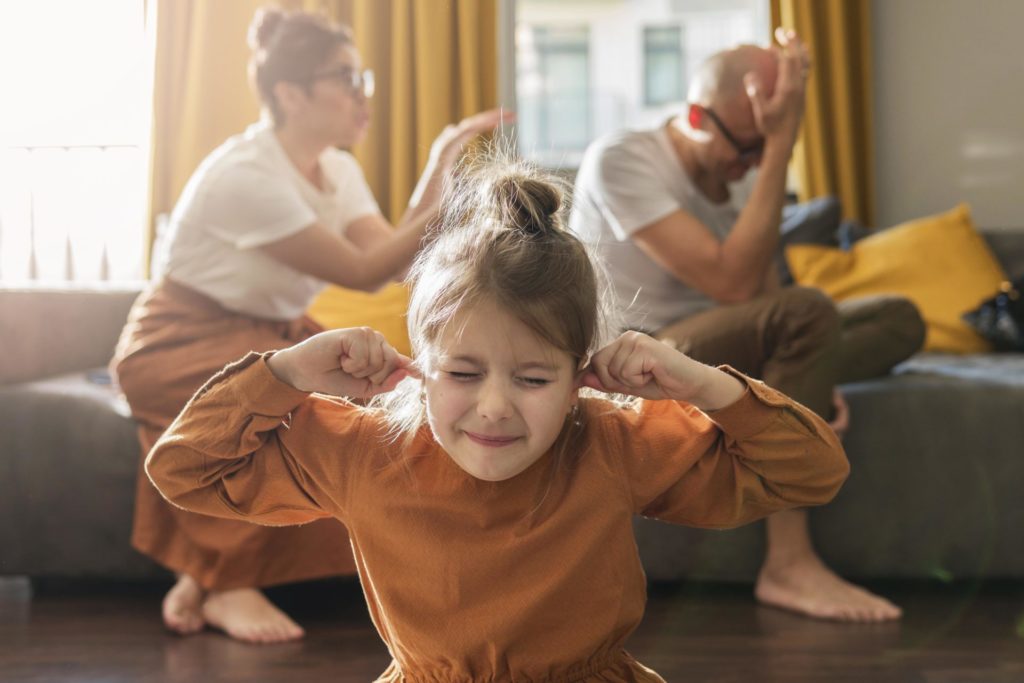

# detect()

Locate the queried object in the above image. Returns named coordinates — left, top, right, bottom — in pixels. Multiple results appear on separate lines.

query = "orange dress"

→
left=111, top=279, right=357, bottom=590
left=147, top=353, right=848, bottom=682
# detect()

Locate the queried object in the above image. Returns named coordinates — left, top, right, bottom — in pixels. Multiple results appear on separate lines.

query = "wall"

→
left=873, top=0, right=1024, bottom=230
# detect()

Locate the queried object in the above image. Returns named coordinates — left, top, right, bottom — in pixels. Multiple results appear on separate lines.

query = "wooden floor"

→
left=2, top=577, right=1023, bottom=682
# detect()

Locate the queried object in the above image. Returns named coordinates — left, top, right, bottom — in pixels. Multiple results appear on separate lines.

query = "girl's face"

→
left=423, top=299, right=579, bottom=482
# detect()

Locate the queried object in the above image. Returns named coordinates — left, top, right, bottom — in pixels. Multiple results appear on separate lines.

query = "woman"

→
left=112, top=7, right=510, bottom=644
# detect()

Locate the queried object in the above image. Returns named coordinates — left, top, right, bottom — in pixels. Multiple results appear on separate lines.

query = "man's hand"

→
left=267, top=328, right=418, bottom=399
left=745, top=28, right=811, bottom=149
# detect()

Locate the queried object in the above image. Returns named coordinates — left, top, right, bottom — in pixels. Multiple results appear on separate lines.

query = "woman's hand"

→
left=430, top=108, right=516, bottom=165
left=267, top=327, right=418, bottom=399
left=407, top=108, right=516, bottom=215
left=745, top=28, right=811, bottom=149
left=580, top=332, right=744, bottom=410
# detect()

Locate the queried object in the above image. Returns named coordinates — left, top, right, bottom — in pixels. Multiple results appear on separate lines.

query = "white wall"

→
left=873, top=0, right=1024, bottom=230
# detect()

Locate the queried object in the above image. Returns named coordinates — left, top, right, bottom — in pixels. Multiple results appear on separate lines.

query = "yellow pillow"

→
left=785, top=204, right=1006, bottom=354
left=306, top=283, right=412, bottom=356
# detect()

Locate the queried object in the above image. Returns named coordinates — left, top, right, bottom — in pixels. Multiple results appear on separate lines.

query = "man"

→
left=570, top=29, right=925, bottom=622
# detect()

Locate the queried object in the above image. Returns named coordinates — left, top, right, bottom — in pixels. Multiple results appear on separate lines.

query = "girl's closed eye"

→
left=518, top=376, right=552, bottom=387
left=446, top=371, right=480, bottom=381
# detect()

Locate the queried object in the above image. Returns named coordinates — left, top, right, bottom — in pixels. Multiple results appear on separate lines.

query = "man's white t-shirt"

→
left=569, top=126, right=748, bottom=332
left=156, top=121, right=381, bottom=320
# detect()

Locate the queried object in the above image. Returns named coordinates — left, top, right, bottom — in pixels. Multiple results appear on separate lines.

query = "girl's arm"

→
left=146, top=328, right=415, bottom=526
left=582, top=332, right=849, bottom=528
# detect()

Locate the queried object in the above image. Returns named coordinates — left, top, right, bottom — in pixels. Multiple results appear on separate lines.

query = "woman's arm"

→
left=260, top=109, right=514, bottom=292
left=259, top=216, right=425, bottom=292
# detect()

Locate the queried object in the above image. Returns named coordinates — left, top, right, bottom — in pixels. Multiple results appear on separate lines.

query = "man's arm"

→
left=630, top=142, right=791, bottom=304
left=630, top=32, right=809, bottom=305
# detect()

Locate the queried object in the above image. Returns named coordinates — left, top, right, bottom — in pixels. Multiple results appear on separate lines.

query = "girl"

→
left=112, top=6, right=508, bottom=643
left=146, top=157, right=848, bottom=681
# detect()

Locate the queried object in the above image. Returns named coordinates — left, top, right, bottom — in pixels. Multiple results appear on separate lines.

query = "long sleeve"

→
left=146, top=351, right=378, bottom=526
left=599, top=367, right=849, bottom=529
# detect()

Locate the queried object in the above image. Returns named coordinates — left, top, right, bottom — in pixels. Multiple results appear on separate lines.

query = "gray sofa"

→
left=2, top=232, right=1024, bottom=583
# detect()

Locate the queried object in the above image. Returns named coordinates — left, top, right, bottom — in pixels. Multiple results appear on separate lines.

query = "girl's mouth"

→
left=464, top=431, right=520, bottom=447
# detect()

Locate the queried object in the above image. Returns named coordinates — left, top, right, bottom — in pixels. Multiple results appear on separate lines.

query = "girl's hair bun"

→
left=489, top=172, right=562, bottom=236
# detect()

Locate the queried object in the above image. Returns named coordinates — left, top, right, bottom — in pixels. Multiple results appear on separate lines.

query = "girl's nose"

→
left=476, top=379, right=514, bottom=421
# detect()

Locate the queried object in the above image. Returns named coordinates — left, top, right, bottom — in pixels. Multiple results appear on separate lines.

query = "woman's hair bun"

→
left=489, top=173, right=562, bottom=236
left=249, top=7, right=286, bottom=51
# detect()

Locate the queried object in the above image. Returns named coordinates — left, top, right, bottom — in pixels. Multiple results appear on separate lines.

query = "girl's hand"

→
left=267, top=328, right=419, bottom=399
left=581, top=332, right=745, bottom=410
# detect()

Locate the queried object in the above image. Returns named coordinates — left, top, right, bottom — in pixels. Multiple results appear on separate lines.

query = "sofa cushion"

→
left=775, top=196, right=841, bottom=285
left=785, top=204, right=1007, bottom=354
left=306, top=283, right=411, bottom=356
left=895, top=351, right=1024, bottom=386
left=0, top=369, right=161, bottom=578
left=0, top=286, right=140, bottom=385
left=635, top=361, right=1024, bottom=581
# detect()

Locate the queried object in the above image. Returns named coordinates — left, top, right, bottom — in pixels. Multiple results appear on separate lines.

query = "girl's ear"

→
left=573, top=367, right=589, bottom=392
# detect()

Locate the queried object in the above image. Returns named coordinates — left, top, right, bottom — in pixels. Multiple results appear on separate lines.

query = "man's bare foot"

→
left=162, top=574, right=206, bottom=635
left=755, top=555, right=902, bottom=622
left=201, top=588, right=305, bottom=644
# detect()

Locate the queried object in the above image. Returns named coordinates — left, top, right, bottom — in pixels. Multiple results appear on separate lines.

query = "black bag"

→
left=962, top=275, right=1024, bottom=351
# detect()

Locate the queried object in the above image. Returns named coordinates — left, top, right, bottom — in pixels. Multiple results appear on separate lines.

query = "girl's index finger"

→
left=392, top=354, right=422, bottom=380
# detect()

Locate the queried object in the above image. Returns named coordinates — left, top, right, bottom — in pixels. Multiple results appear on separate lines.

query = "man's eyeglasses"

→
left=311, top=67, right=375, bottom=98
left=701, top=107, right=764, bottom=162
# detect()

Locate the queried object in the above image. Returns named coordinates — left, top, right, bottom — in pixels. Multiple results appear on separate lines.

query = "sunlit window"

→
left=516, top=25, right=591, bottom=168
left=644, top=26, right=685, bottom=106
left=0, top=0, right=150, bottom=283
left=511, top=0, right=770, bottom=169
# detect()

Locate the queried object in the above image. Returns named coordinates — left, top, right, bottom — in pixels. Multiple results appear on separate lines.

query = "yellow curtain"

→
left=771, top=0, right=875, bottom=226
left=306, top=0, right=498, bottom=221
left=300, top=0, right=498, bottom=353
left=146, top=0, right=264, bottom=271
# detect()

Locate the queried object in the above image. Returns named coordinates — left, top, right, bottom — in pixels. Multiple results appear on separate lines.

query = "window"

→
left=0, top=0, right=150, bottom=283
left=644, top=26, right=685, bottom=106
left=507, top=0, right=770, bottom=170
left=516, top=25, right=591, bottom=168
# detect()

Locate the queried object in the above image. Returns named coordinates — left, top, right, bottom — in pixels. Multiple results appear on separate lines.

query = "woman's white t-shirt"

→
left=156, top=121, right=381, bottom=320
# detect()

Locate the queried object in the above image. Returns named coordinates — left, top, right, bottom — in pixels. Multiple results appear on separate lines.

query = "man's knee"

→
left=772, top=286, right=841, bottom=346
left=872, top=296, right=927, bottom=355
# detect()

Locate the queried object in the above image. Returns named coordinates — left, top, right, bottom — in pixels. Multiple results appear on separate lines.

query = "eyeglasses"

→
left=701, top=106, right=764, bottom=162
left=311, top=67, right=375, bottom=98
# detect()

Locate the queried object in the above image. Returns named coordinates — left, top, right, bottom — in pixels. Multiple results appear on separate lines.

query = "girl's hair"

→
left=379, top=148, right=616, bottom=461
left=247, top=7, right=354, bottom=125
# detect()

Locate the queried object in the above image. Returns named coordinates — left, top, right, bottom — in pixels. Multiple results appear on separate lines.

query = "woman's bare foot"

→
left=201, top=588, right=305, bottom=644
left=755, top=555, right=902, bottom=622
left=162, top=574, right=206, bottom=635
